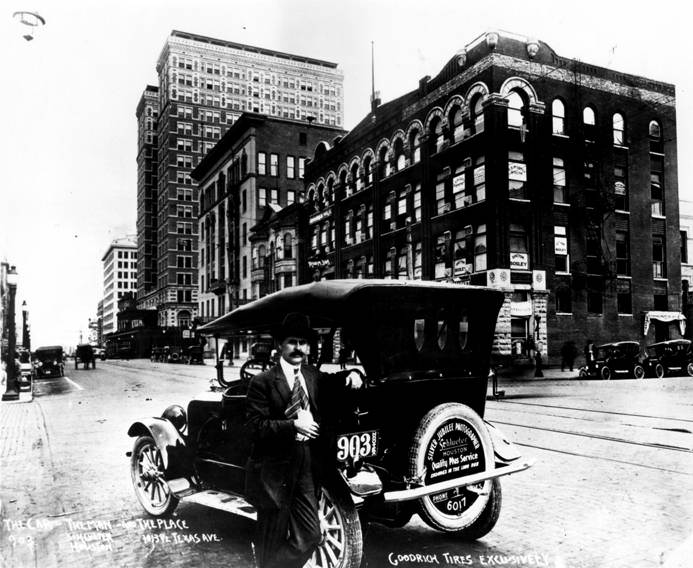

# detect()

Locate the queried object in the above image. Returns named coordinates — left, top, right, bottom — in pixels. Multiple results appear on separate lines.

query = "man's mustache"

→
left=290, top=351, right=305, bottom=357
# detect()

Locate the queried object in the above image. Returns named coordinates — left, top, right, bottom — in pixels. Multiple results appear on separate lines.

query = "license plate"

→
left=336, top=430, right=379, bottom=462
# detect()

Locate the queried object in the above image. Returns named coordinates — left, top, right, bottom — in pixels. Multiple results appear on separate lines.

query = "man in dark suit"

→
left=245, top=313, right=363, bottom=568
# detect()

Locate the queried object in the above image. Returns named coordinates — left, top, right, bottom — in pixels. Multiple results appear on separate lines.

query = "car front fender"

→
left=484, top=420, right=523, bottom=464
left=127, top=417, right=192, bottom=478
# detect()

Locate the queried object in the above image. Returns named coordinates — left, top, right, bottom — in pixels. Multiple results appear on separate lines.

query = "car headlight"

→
left=162, top=404, right=187, bottom=432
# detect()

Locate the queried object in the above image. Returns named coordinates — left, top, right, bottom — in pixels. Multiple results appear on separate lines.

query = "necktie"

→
left=285, top=367, right=308, bottom=419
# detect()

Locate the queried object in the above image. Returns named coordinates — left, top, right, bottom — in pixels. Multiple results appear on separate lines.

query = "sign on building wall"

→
left=510, top=252, right=529, bottom=270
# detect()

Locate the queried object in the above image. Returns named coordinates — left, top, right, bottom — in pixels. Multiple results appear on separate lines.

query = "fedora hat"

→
left=275, top=312, right=316, bottom=342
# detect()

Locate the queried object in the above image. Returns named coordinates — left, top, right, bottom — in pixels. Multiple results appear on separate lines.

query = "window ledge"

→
left=613, top=144, right=630, bottom=150
left=552, top=133, right=570, bottom=139
left=654, top=277, right=669, bottom=282
left=555, top=271, right=571, bottom=276
left=617, top=313, right=634, bottom=317
left=651, top=214, right=666, bottom=219
left=556, top=312, right=573, bottom=316
left=615, top=209, right=630, bottom=215
left=554, top=202, right=570, bottom=207
left=587, top=313, right=604, bottom=317
left=617, top=275, right=632, bottom=279
left=509, top=198, right=531, bottom=203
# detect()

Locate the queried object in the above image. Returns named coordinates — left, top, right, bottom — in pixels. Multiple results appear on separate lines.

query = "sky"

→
left=1, top=0, right=691, bottom=348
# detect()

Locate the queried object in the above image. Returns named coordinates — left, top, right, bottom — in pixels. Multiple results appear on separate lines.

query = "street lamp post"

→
left=22, top=300, right=30, bottom=351
left=2, top=266, right=20, bottom=401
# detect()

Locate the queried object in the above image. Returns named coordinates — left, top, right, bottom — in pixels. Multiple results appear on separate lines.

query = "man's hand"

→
left=345, top=370, right=364, bottom=389
left=294, top=409, right=320, bottom=439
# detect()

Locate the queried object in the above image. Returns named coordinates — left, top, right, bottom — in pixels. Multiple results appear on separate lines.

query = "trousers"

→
left=254, top=444, right=321, bottom=568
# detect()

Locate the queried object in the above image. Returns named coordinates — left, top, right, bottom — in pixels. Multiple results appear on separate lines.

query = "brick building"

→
left=303, top=30, right=681, bottom=362
left=192, top=113, right=344, bottom=357
left=137, top=30, right=344, bottom=329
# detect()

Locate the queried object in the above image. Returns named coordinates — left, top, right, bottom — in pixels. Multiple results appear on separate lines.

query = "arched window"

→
left=393, top=138, right=406, bottom=171
left=409, top=129, right=421, bottom=164
left=325, top=178, right=334, bottom=204
left=177, top=310, right=191, bottom=329
left=613, top=113, right=625, bottom=145
left=363, top=156, right=373, bottom=185
left=317, top=183, right=324, bottom=206
left=258, top=244, right=266, bottom=267
left=339, top=170, right=348, bottom=198
left=283, top=233, right=293, bottom=259
left=450, top=106, right=465, bottom=142
left=431, top=118, right=444, bottom=152
left=507, top=90, right=526, bottom=128
left=378, top=146, right=390, bottom=178
left=552, top=99, right=565, bottom=135
left=649, top=120, right=663, bottom=153
left=583, top=106, right=596, bottom=126
left=350, top=162, right=360, bottom=193
left=471, top=95, right=485, bottom=134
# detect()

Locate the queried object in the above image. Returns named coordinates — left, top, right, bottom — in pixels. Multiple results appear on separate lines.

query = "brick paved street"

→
left=1, top=360, right=691, bottom=568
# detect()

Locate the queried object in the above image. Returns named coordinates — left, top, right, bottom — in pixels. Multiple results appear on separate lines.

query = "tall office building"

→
left=101, top=236, right=138, bottom=336
left=135, top=86, right=159, bottom=302
left=137, top=30, right=344, bottom=328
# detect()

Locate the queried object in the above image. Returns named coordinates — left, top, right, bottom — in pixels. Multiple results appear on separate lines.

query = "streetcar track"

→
left=515, top=442, right=692, bottom=475
left=492, top=399, right=693, bottom=424
left=493, top=420, right=692, bottom=453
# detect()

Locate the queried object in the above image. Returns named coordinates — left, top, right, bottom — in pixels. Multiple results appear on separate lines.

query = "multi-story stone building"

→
left=135, top=86, right=159, bottom=303
left=137, top=30, right=344, bottom=329
left=192, top=112, right=344, bottom=357
left=101, top=236, right=138, bottom=336
left=304, top=30, right=681, bottom=362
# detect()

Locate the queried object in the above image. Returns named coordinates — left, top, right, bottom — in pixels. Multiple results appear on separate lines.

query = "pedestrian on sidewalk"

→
left=560, top=340, right=578, bottom=371
left=534, top=348, right=544, bottom=378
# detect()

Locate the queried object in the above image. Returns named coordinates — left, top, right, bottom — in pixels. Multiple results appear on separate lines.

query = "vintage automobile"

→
left=94, top=347, right=107, bottom=360
left=233, top=340, right=276, bottom=387
left=127, top=280, right=532, bottom=568
left=74, top=344, right=96, bottom=370
left=33, top=345, right=65, bottom=378
left=183, top=344, right=205, bottom=365
left=643, top=339, right=693, bottom=378
left=579, top=341, right=645, bottom=380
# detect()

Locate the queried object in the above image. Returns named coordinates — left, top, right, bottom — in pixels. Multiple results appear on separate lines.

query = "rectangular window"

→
left=587, top=278, right=603, bottom=314
left=413, top=185, right=422, bottom=222
left=616, top=231, right=630, bottom=275
left=556, top=285, right=571, bottom=313
left=258, top=188, right=267, bottom=207
left=397, top=191, right=407, bottom=216
left=617, top=279, right=632, bottom=314
left=270, top=153, right=279, bottom=176
left=651, top=172, right=664, bottom=216
left=474, top=157, right=486, bottom=202
left=553, top=157, right=566, bottom=203
left=270, top=188, right=278, bottom=204
left=614, top=152, right=628, bottom=211
left=242, top=190, right=247, bottom=213
left=257, top=152, right=267, bottom=175
left=287, top=156, right=295, bottom=179
left=585, top=229, right=601, bottom=274
left=653, top=236, right=666, bottom=278
left=452, top=170, right=466, bottom=208
left=508, top=151, right=527, bottom=200
left=287, top=190, right=295, bottom=205
left=242, top=256, right=247, bottom=278
left=509, top=224, right=529, bottom=270
left=298, top=157, right=306, bottom=179
left=435, top=182, right=446, bottom=215
left=474, top=224, right=487, bottom=272
left=554, top=226, right=569, bottom=273
left=681, top=231, right=688, bottom=264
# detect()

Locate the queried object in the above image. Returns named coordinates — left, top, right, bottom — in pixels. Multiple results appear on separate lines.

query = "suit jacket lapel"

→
left=302, top=365, right=318, bottom=411
left=272, top=365, right=291, bottom=407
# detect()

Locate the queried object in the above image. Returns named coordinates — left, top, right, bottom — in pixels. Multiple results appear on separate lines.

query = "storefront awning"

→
left=643, top=311, right=686, bottom=336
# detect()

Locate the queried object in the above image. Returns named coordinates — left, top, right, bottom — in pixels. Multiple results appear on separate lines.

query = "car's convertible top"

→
left=199, top=279, right=504, bottom=335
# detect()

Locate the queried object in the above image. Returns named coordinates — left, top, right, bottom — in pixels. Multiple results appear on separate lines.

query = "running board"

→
left=181, top=490, right=257, bottom=521
left=383, top=458, right=534, bottom=503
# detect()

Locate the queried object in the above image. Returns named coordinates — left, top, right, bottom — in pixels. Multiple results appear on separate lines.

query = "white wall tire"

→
left=633, top=364, right=645, bottom=379
left=407, top=403, right=500, bottom=538
left=655, top=363, right=665, bottom=379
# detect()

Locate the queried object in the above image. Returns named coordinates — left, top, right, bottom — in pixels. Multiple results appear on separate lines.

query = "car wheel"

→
left=310, top=480, right=362, bottom=568
left=407, top=403, right=499, bottom=539
left=655, top=363, right=665, bottom=379
left=687, top=363, right=693, bottom=377
left=130, top=436, right=179, bottom=516
left=633, top=364, right=645, bottom=379
left=578, top=368, right=588, bottom=378
left=600, top=366, right=611, bottom=380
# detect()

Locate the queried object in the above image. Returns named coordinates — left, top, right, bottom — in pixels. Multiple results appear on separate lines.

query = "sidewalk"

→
left=496, top=364, right=580, bottom=381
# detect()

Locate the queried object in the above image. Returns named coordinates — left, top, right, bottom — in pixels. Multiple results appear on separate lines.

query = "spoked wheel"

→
left=655, top=363, right=665, bottom=379
left=240, top=360, right=268, bottom=383
left=687, top=362, right=693, bottom=377
left=309, top=482, right=362, bottom=568
left=633, top=364, right=645, bottom=379
left=130, top=436, right=178, bottom=516
left=600, top=366, right=612, bottom=380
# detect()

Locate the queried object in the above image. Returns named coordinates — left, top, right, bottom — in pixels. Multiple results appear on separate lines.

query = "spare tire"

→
left=407, top=403, right=501, bottom=539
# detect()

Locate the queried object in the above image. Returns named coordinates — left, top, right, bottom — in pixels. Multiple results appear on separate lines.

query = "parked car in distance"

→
left=93, top=347, right=106, bottom=360
left=74, top=344, right=96, bottom=370
left=643, top=339, right=693, bottom=378
left=33, top=345, right=65, bottom=378
left=579, top=341, right=645, bottom=380
left=127, top=280, right=532, bottom=568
